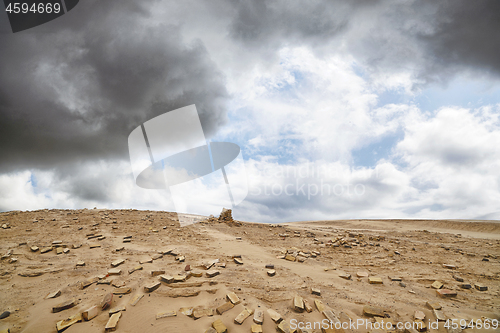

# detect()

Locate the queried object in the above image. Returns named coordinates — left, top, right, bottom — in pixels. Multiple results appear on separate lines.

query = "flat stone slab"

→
left=128, top=265, right=143, bottom=274
left=323, top=310, right=340, bottom=325
left=369, top=277, right=383, bottom=284
left=56, top=313, right=82, bottom=333
left=46, top=290, right=61, bottom=299
left=234, top=308, right=252, bottom=324
left=303, top=299, right=313, bottom=313
left=151, top=270, right=165, bottom=276
left=111, top=259, right=125, bottom=267
left=251, top=324, right=263, bottom=333
left=105, top=312, right=121, bottom=331
left=436, top=289, right=457, bottom=297
left=89, top=244, right=101, bottom=249
left=389, top=276, right=402, bottom=281
left=212, top=319, right=227, bottom=333
left=234, top=258, right=243, bottom=265
left=434, top=309, right=446, bottom=321
left=315, top=299, right=325, bottom=312
left=426, top=301, right=442, bottom=310
left=144, top=282, right=161, bottom=293
left=294, top=295, right=304, bottom=312
left=108, top=268, right=121, bottom=275
left=339, top=273, right=351, bottom=280
left=206, top=270, right=220, bottom=278
left=267, top=308, right=282, bottom=323
left=431, top=281, right=443, bottom=289
left=82, top=305, right=98, bottom=321
left=216, top=301, right=234, bottom=315
left=193, top=307, right=214, bottom=319
left=41, top=247, right=53, bottom=253
left=363, top=305, right=385, bottom=317
left=159, top=275, right=174, bottom=283
left=53, top=299, right=76, bottom=313
left=101, top=293, right=113, bottom=310
left=253, top=309, right=264, bottom=324
left=227, top=292, right=240, bottom=304
left=277, top=320, right=293, bottom=333
left=311, top=287, right=321, bottom=295
left=129, top=294, right=144, bottom=306
left=156, top=311, right=176, bottom=319
left=113, top=287, right=131, bottom=295
left=414, top=310, right=425, bottom=320
left=109, top=306, right=126, bottom=316
left=475, top=284, right=487, bottom=291
left=357, top=271, right=369, bottom=278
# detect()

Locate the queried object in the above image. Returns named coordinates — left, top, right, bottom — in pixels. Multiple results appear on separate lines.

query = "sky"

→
left=1, top=0, right=500, bottom=222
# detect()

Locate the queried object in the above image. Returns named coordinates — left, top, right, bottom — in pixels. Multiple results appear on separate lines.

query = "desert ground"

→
left=0, top=208, right=499, bottom=333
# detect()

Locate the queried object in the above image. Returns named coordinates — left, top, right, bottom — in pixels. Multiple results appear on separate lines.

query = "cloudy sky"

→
left=1, top=0, right=500, bottom=222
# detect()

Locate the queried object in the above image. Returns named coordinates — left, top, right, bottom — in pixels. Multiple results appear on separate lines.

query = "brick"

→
left=113, top=287, right=131, bottom=295
left=173, top=274, right=186, bottom=282
left=56, top=313, right=82, bottom=332
left=339, top=273, right=351, bottom=280
left=151, top=270, right=165, bottom=276
left=265, top=264, right=274, bottom=269
left=475, top=284, right=487, bottom=291
left=156, top=310, right=176, bottom=319
left=105, top=312, right=121, bottom=331
left=128, top=265, right=143, bottom=274
left=453, top=275, right=464, bottom=282
left=277, top=320, right=293, bottom=333
left=129, top=294, right=144, bottom=306
left=234, top=308, right=252, bottom=324
left=193, top=307, right=214, bottom=319
left=206, top=269, right=220, bottom=277
left=216, top=301, right=234, bottom=315
left=111, top=259, right=125, bottom=267
left=140, top=258, right=153, bottom=264
left=191, top=270, right=203, bottom=277
left=152, top=253, right=163, bottom=260
left=179, top=307, right=193, bottom=316
left=227, top=292, right=240, bottom=304
left=369, top=277, right=383, bottom=284
left=357, top=271, right=369, bottom=278
left=460, top=283, right=472, bottom=289
left=426, top=301, right=441, bottom=310
left=294, top=295, right=305, bottom=312
left=46, top=290, right=61, bottom=299
left=205, top=328, right=217, bottom=333
left=30, top=246, right=39, bottom=252
left=431, top=281, right=443, bottom=289
left=82, top=305, right=98, bottom=321
left=315, top=299, right=326, bottom=312
left=253, top=309, right=264, bottom=324
left=212, top=319, right=227, bottom=333
left=436, top=289, right=457, bottom=297
left=89, top=243, right=101, bottom=249
left=159, top=275, right=174, bottom=283
left=268, top=269, right=276, bottom=276
left=41, top=247, right=53, bottom=253
left=285, top=254, right=296, bottom=261
left=108, top=268, right=121, bottom=275
left=389, top=276, right=402, bottom=281
left=303, top=299, right=313, bottom=313
left=251, top=324, right=263, bottom=333
left=312, top=288, right=321, bottom=295
left=363, top=305, right=384, bottom=317
left=144, top=282, right=161, bottom=293
left=52, top=299, right=76, bottom=313
left=267, top=308, right=282, bottom=323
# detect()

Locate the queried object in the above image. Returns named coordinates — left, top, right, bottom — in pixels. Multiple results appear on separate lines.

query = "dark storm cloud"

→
left=226, top=0, right=500, bottom=85
left=0, top=0, right=228, bottom=172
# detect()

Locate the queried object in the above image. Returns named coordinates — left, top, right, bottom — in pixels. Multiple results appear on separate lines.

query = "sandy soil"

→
left=0, top=209, right=499, bottom=333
